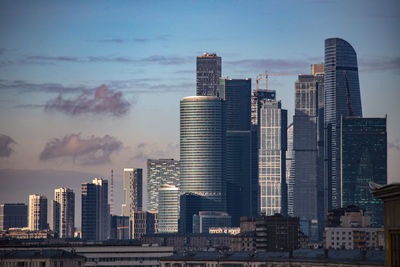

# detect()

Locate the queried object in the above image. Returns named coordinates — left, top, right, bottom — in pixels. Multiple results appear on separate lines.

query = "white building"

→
left=51, top=187, right=75, bottom=238
left=28, top=194, right=47, bottom=231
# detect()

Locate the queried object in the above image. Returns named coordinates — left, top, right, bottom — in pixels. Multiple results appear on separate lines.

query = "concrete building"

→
left=180, top=96, right=226, bottom=232
left=0, top=203, right=27, bottom=231
left=147, top=159, right=180, bottom=212
left=258, top=98, right=287, bottom=216
left=110, top=215, right=129, bottom=240
left=28, top=194, right=48, bottom=231
left=122, top=168, right=143, bottom=216
left=324, top=38, right=362, bottom=212
left=51, top=187, right=75, bottom=238
left=341, top=117, right=387, bottom=227
left=158, top=184, right=179, bottom=233
left=81, top=178, right=110, bottom=241
left=196, top=52, right=221, bottom=96
left=193, top=211, right=231, bottom=234
left=293, top=65, right=325, bottom=241
left=131, top=211, right=158, bottom=240
left=0, top=229, right=56, bottom=239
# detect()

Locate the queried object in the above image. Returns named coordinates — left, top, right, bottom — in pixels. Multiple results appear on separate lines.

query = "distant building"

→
left=110, top=215, right=129, bottom=240
left=81, top=178, right=110, bottom=241
left=0, top=229, right=56, bottom=239
left=196, top=52, right=221, bottom=96
left=208, top=227, right=240, bottom=235
left=218, top=78, right=253, bottom=226
left=286, top=123, right=295, bottom=217
left=158, top=184, right=179, bottom=233
left=122, top=168, right=143, bottom=216
left=0, top=203, right=27, bottom=231
left=258, top=99, right=287, bottom=215
left=131, top=211, right=158, bottom=240
left=193, top=211, right=231, bottom=234
left=340, top=117, right=387, bottom=227
left=324, top=206, right=384, bottom=250
left=251, top=89, right=276, bottom=126
left=51, top=187, right=75, bottom=238
left=28, top=194, right=48, bottom=231
left=147, top=159, right=180, bottom=212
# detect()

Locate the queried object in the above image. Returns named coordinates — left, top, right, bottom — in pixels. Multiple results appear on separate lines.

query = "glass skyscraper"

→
left=180, top=96, right=226, bottom=232
left=196, top=53, right=222, bottom=96
left=147, top=159, right=180, bottom=212
left=258, top=99, right=287, bottom=216
left=324, top=38, right=362, bottom=212
left=0, top=203, right=27, bottom=230
left=286, top=123, right=295, bottom=217
left=218, top=78, right=253, bottom=226
left=341, top=117, right=387, bottom=227
left=158, top=184, right=179, bottom=233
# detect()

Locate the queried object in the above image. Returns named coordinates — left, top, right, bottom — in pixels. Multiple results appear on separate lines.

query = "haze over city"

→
left=0, top=0, right=399, bottom=222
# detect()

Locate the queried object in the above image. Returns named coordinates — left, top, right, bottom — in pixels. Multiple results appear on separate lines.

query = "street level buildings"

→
left=122, top=168, right=143, bottom=216
left=147, top=159, right=180, bottom=212
left=51, top=187, right=75, bottom=238
left=196, top=53, right=221, bottom=96
left=324, top=38, right=362, bottom=213
left=341, top=117, right=387, bottom=227
left=81, top=178, right=110, bottom=241
left=28, top=194, right=47, bottom=231
left=0, top=203, right=27, bottom=231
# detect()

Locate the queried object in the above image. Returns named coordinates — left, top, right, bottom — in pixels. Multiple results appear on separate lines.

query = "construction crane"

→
left=255, top=74, right=263, bottom=90
left=265, top=72, right=295, bottom=91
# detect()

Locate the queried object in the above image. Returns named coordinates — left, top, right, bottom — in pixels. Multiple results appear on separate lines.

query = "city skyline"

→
left=0, top=0, right=399, bottom=219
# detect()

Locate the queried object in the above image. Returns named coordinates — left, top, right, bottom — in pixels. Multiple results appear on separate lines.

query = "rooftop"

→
left=0, top=249, right=85, bottom=259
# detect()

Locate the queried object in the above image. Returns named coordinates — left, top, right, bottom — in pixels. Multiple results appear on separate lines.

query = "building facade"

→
left=196, top=53, right=221, bottom=96
left=51, top=187, right=75, bottom=238
left=147, top=159, right=180, bottom=212
left=131, top=211, right=158, bottom=239
left=0, top=203, right=27, bottom=231
left=286, top=123, right=295, bottom=217
left=158, top=184, right=179, bottom=233
left=218, top=78, right=253, bottom=226
left=293, top=65, right=324, bottom=241
left=258, top=99, right=287, bottom=216
left=340, top=117, right=387, bottom=227
left=122, top=168, right=143, bottom=217
left=81, top=178, right=110, bottom=241
left=193, top=211, right=231, bottom=234
left=110, top=215, right=129, bottom=240
left=324, top=38, right=362, bottom=212
left=28, top=194, right=48, bottom=231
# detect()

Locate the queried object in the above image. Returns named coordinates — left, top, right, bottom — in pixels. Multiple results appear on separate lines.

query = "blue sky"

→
left=0, top=0, right=399, bottom=213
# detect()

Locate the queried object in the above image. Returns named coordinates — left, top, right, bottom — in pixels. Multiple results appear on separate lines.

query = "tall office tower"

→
left=122, top=168, right=143, bottom=216
left=293, top=65, right=324, bottom=241
left=82, top=178, right=110, bottom=241
left=258, top=99, right=287, bottom=216
left=158, top=184, right=179, bottom=233
left=131, top=211, right=158, bottom=239
left=324, top=38, right=362, bottom=212
left=0, top=203, right=27, bottom=230
left=110, top=215, right=129, bottom=240
left=196, top=53, right=222, bottom=96
left=341, top=117, right=387, bottom=227
left=218, top=78, right=253, bottom=226
left=251, top=90, right=276, bottom=126
left=51, top=187, right=75, bottom=238
left=286, top=123, right=295, bottom=217
left=28, top=194, right=48, bottom=231
left=180, top=96, right=226, bottom=231
left=147, top=159, right=180, bottom=212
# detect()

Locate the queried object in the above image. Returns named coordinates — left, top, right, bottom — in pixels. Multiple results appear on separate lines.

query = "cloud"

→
left=359, top=57, right=400, bottom=73
left=130, top=142, right=179, bottom=161
left=91, top=35, right=169, bottom=43
left=0, top=134, right=16, bottom=157
left=45, top=84, right=131, bottom=116
left=0, top=80, right=87, bottom=94
left=225, top=58, right=310, bottom=72
left=39, top=134, right=123, bottom=165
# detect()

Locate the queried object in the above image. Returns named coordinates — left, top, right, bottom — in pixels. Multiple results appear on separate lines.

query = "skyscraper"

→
left=122, top=168, right=143, bottom=216
left=286, top=123, right=295, bottom=217
left=196, top=53, right=222, bottom=96
left=81, top=178, right=110, bottom=241
left=258, top=99, right=287, bottom=216
left=180, top=96, right=226, bottom=231
left=51, top=187, right=75, bottom=238
left=292, top=65, right=324, bottom=241
left=0, top=203, right=27, bottom=230
left=158, top=184, right=179, bottom=233
left=28, top=194, right=47, bottom=231
left=341, top=117, right=387, bottom=227
left=324, top=38, right=362, bottom=212
left=218, top=78, right=253, bottom=226
left=147, top=159, right=180, bottom=212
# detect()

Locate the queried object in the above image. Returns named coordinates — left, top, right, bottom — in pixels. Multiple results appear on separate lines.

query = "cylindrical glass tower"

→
left=180, top=96, right=225, bottom=211
left=158, top=184, right=179, bottom=233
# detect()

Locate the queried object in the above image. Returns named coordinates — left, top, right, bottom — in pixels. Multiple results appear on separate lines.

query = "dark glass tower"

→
left=196, top=53, right=222, bottom=96
left=218, top=78, right=253, bottom=226
left=0, top=203, right=27, bottom=230
left=341, top=117, right=387, bottom=227
left=324, top=38, right=362, bottom=212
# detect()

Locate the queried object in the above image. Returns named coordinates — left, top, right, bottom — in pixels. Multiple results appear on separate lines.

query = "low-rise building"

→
left=0, top=228, right=56, bottom=239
